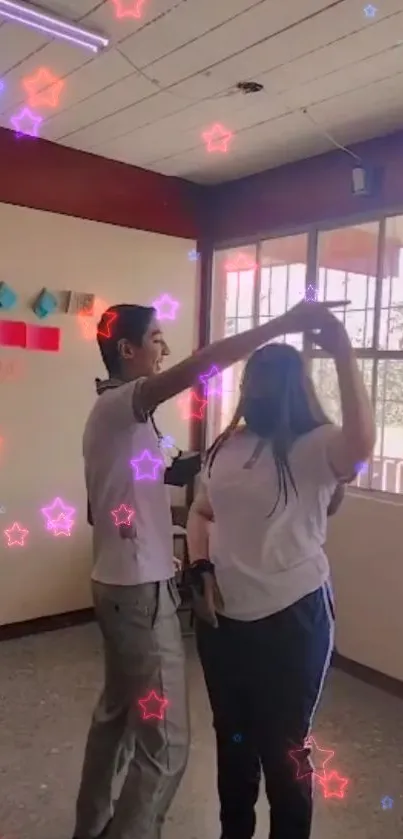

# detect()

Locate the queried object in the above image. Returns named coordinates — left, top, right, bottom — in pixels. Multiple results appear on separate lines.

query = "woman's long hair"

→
left=207, top=343, right=331, bottom=517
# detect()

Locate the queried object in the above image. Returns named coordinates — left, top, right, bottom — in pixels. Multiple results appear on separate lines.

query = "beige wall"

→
left=327, top=489, right=403, bottom=682
left=0, top=203, right=197, bottom=626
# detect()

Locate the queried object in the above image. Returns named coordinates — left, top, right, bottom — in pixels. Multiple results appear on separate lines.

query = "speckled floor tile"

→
left=0, top=623, right=402, bottom=839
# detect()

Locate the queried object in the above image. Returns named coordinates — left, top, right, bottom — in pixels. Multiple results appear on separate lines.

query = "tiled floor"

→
left=0, top=622, right=402, bottom=839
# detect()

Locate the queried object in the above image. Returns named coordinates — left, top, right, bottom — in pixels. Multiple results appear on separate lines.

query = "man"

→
left=73, top=299, right=344, bottom=839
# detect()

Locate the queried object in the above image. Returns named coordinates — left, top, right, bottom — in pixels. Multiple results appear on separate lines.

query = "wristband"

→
left=185, top=559, right=215, bottom=594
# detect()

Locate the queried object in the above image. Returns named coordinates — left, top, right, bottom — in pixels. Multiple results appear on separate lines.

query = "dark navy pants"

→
left=196, top=585, right=334, bottom=839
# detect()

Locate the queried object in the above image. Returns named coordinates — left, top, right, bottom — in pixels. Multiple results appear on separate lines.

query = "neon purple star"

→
left=152, top=294, right=179, bottom=321
left=130, top=450, right=164, bottom=481
left=305, top=284, right=318, bottom=303
left=199, top=365, right=222, bottom=396
left=41, top=497, right=76, bottom=530
left=10, top=107, right=43, bottom=138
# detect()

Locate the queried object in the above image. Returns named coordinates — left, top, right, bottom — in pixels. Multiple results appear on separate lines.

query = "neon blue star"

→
left=381, top=796, right=393, bottom=810
left=188, top=249, right=199, bottom=261
left=232, top=733, right=242, bottom=743
left=364, top=4, right=377, bottom=18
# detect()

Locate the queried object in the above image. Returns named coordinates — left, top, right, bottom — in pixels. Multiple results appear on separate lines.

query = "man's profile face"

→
left=131, top=316, right=170, bottom=376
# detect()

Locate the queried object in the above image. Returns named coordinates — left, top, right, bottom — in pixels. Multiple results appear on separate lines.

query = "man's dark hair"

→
left=97, top=304, right=155, bottom=376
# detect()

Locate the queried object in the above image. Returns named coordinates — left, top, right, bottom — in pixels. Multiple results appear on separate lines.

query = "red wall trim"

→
left=0, top=127, right=203, bottom=240
left=207, top=129, right=403, bottom=245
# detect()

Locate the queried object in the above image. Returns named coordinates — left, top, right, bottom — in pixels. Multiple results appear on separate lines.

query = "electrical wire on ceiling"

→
left=301, top=106, right=362, bottom=162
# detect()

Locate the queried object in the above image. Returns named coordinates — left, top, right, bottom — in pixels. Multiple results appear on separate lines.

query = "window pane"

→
left=379, top=216, right=403, bottom=350
left=374, top=360, right=403, bottom=493
left=317, top=223, right=378, bottom=349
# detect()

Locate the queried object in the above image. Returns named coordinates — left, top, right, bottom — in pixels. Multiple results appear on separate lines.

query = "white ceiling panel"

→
left=0, top=0, right=403, bottom=183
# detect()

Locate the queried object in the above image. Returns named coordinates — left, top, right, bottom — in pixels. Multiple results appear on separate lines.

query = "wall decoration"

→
left=26, top=324, right=60, bottom=351
left=23, top=67, right=65, bottom=109
left=112, top=0, right=147, bottom=19
left=33, top=289, right=58, bottom=319
left=202, top=123, right=233, bottom=153
left=0, top=281, right=18, bottom=310
left=0, top=320, right=26, bottom=348
left=0, top=359, right=25, bottom=381
left=4, top=522, right=29, bottom=547
left=152, top=294, right=179, bottom=321
left=10, top=107, right=42, bottom=138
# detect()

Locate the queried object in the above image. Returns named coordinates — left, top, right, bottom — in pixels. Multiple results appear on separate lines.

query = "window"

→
left=208, top=216, right=403, bottom=495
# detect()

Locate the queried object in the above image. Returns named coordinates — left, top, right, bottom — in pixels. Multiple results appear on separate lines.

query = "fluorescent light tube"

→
left=0, top=0, right=109, bottom=53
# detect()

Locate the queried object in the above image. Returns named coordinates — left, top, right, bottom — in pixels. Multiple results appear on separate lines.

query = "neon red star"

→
left=225, top=252, right=257, bottom=272
left=202, top=123, right=233, bottom=153
left=138, top=690, right=169, bottom=720
left=289, top=736, right=334, bottom=781
left=111, top=505, right=135, bottom=527
left=4, top=522, right=29, bottom=547
left=97, top=311, right=118, bottom=339
left=319, top=771, right=349, bottom=799
left=178, top=390, right=207, bottom=421
left=112, top=0, right=147, bottom=18
left=23, top=67, right=64, bottom=109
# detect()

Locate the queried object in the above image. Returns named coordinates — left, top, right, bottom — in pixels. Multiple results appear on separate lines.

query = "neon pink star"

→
left=41, top=497, right=76, bottom=530
left=202, top=123, right=233, bottom=153
left=178, top=390, right=207, bottom=421
left=225, top=252, right=257, bottom=272
left=4, top=522, right=29, bottom=547
left=111, top=505, right=135, bottom=527
left=46, top=513, right=74, bottom=537
left=130, top=450, right=164, bottom=481
left=138, top=690, right=169, bottom=720
left=112, top=0, right=147, bottom=18
left=23, top=67, right=64, bottom=109
left=289, top=736, right=334, bottom=781
left=152, top=294, right=179, bottom=321
left=10, top=108, right=42, bottom=138
left=319, top=771, right=349, bottom=799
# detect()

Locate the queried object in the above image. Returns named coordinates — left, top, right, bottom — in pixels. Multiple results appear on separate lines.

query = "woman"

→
left=187, top=307, right=375, bottom=839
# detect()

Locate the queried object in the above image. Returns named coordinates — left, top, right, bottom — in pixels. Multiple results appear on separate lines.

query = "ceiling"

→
left=0, top=0, right=403, bottom=184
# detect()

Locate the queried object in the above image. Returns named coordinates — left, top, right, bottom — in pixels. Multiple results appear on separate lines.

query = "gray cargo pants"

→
left=74, top=579, right=190, bottom=839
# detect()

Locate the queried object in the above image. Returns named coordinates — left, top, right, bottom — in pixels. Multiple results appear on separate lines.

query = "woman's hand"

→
left=280, top=300, right=349, bottom=337
left=192, top=571, right=224, bottom=629
left=306, top=312, right=351, bottom=358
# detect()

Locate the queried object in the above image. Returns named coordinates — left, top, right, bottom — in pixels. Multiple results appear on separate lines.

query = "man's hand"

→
left=192, top=572, right=224, bottom=628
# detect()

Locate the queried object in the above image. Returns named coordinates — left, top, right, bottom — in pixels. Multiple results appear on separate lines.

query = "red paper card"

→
left=26, top=324, right=60, bottom=352
left=0, top=320, right=26, bottom=347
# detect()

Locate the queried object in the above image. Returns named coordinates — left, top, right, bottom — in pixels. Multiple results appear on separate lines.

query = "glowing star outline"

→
left=202, top=123, right=233, bottom=153
left=188, top=249, right=199, bottom=262
left=46, top=513, right=74, bottom=537
left=199, top=366, right=221, bottom=396
left=78, top=297, right=109, bottom=341
left=10, top=107, right=42, bottom=138
left=318, top=771, right=349, bottom=799
left=111, top=505, right=135, bottom=527
left=364, top=4, right=377, bottom=18
left=23, top=67, right=64, bottom=109
left=178, top=390, right=208, bottom=421
left=152, top=294, right=179, bottom=321
left=160, top=435, right=175, bottom=450
left=381, top=795, right=394, bottom=810
left=225, top=252, right=257, bottom=272
left=97, top=310, right=118, bottom=339
left=4, top=522, right=29, bottom=547
left=138, top=690, right=169, bottom=720
left=305, top=284, right=318, bottom=303
left=112, top=0, right=147, bottom=18
left=289, top=736, right=334, bottom=781
left=130, top=450, right=164, bottom=481
left=41, top=497, right=76, bottom=529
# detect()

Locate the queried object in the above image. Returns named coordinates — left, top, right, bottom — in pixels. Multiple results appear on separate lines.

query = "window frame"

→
left=209, top=209, right=403, bottom=499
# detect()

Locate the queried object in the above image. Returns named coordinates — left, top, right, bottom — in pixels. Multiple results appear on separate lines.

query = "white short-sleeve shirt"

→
left=83, top=379, right=174, bottom=586
left=203, top=425, right=339, bottom=621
